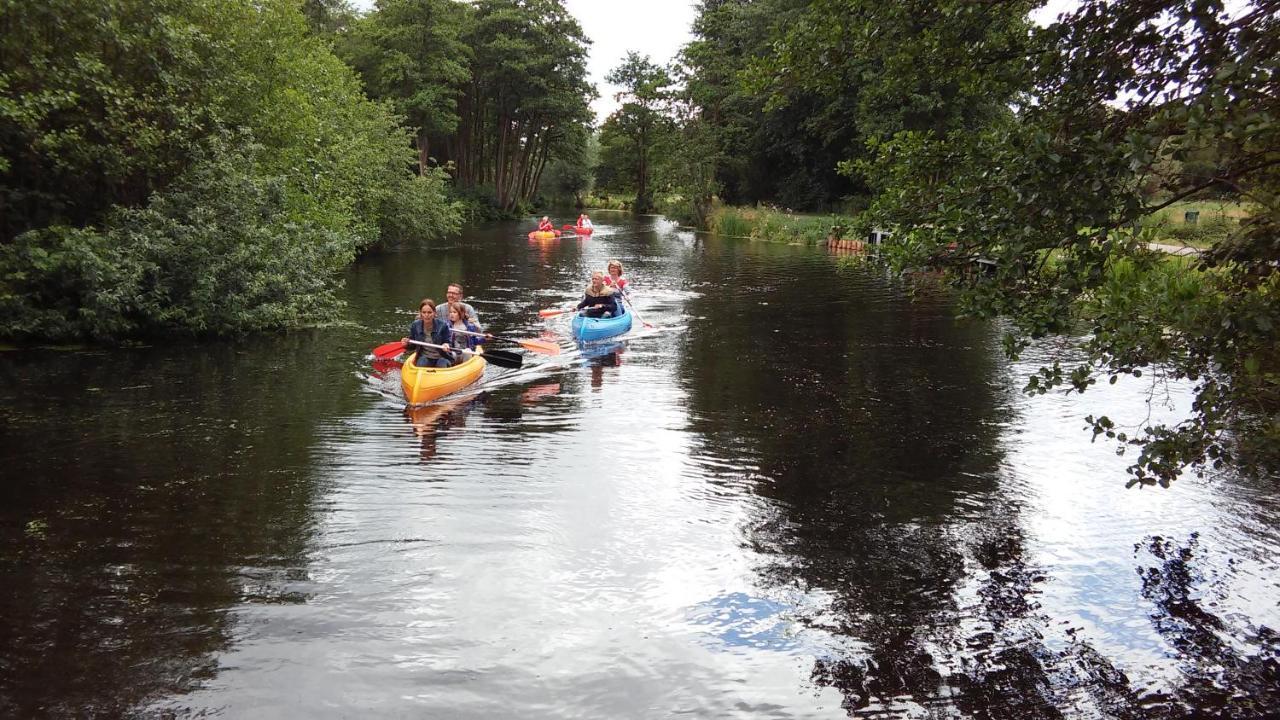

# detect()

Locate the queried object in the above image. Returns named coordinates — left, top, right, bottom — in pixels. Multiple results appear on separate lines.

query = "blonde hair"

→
left=607, top=259, right=623, bottom=274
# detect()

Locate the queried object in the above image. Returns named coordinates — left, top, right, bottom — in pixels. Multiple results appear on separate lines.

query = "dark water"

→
left=2, top=214, right=1277, bottom=718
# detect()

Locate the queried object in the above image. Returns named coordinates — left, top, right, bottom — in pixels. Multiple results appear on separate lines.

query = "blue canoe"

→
left=571, top=302, right=633, bottom=342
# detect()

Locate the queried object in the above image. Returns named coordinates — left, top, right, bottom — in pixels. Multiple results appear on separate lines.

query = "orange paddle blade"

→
left=517, top=337, right=561, bottom=355
left=538, top=307, right=575, bottom=318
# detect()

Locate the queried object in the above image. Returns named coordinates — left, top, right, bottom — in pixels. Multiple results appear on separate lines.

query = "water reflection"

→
left=0, top=336, right=353, bottom=717
left=1, top=217, right=1277, bottom=718
left=405, top=394, right=485, bottom=463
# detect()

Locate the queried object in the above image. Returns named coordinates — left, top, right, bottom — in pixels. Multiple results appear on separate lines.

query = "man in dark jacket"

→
left=576, top=272, right=619, bottom=318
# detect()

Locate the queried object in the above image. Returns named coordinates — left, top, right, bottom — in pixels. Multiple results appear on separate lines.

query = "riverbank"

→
left=706, top=206, right=857, bottom=244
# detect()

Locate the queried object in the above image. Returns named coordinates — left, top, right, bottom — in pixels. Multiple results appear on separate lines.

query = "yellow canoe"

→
left=400, top=352, right=486, bottom=405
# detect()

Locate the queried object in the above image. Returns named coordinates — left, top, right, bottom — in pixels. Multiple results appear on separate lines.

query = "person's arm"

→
left=432, top=321, right=456, bottom=358
left=576, top=294, right=591, bottom=310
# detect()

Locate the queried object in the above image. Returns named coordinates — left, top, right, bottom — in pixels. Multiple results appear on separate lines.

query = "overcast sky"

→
left=346, top=0, right=696, bottom=123
left=341, top=1, right=1116, bottom=123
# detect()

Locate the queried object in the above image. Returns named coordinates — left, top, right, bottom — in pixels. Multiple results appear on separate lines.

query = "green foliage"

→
left=0, top=0, right=459, bottom=340
left=603, top=52, right=675, bottom=213
left=338, top=0, right=470, bottom=167
left=538, top=130, right=597, bottom=206
left=0, top=143, right=351, bottom=339
left=710, top=206, right=854, bottom=245
left=443, top=0, right=595, bottom=212
left=860, top=1, right=1279, bottom=483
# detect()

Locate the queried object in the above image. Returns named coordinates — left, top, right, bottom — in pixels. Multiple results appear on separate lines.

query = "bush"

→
left=0, top=145, right=352, bottom=340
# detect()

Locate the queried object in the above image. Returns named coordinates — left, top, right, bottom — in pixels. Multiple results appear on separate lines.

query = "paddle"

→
left=620, top=292, right=655, bottom=329
left=538, top=306, right=578, bottom=318
left=406, top=340, right=523, bottom=369
left=450, top=328, right=560, bottom=355
left=373, top=340, right=407, bottom=359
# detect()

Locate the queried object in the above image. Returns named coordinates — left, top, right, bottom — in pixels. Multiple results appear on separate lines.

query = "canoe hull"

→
left=400, top=352, right=486, bottom=405
left=528, top=230, right=560, bottom=240
left=571, top=303, right=632, bottom=342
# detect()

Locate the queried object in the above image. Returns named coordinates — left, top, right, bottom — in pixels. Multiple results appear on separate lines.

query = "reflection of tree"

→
left=678, top=249, right=1280, bottom=716
left=679, top=252, right=1014, bottom=712
left=0, top=333, right=361, bottom=716
left=1130, top=534, right=1280, bottom=717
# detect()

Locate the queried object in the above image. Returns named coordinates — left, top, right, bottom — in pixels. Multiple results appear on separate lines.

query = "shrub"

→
left=0, top=144, right=352, bottom=339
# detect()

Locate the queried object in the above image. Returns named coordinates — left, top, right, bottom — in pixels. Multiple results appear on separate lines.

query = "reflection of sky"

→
left=1001, top=345, right=1280, bottom=690
left=686, top=591, right=799, bottom=653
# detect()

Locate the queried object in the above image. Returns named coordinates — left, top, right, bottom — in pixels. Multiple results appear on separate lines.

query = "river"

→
left=1, top=214, right=1277, bottom=718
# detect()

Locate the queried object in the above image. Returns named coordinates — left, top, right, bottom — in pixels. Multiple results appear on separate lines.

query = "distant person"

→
left=537, top=216, right=554, bottom=232
left=577, top=214, right=593, bottom=230
left=576, top=271, right=620, bottom=318
left=602, top=259, right=628, bottom=293
left=445, top=301, right=487, bottom=351
left=401, top=299, right=455, bottom=367
left=444, top=282, right=482, bottom=329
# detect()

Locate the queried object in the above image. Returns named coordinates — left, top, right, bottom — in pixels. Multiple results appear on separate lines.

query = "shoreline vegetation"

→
left=2, top=0, right=1274, bottom=484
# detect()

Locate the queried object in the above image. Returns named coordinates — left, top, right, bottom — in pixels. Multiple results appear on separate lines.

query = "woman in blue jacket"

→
left=402, top=299, right=455, bottom=367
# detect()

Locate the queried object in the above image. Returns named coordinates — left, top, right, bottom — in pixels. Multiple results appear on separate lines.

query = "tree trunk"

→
left=416, top=128, right=431, bottom=175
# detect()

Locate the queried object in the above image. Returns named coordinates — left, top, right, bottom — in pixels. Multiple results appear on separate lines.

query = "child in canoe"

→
left=446, top=302, right=488, bottom=352
left=537, top=216, right=554, bottom=232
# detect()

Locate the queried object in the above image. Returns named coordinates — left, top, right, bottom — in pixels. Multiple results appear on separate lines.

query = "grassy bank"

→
left=583, top=193, right=632, bottom=211
left=708, top=206, right=858, bottom=245
left=1139, top=200, right=1252, bottom=248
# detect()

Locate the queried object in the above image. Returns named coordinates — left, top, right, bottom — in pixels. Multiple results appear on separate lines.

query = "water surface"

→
left=2, top=215, right=1277, bottom=718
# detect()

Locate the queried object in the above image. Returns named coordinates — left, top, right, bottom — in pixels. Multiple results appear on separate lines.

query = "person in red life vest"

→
left=577, top=213, right=593, bottom=231
left=602, top=259, right=628, bottom=293
left=537, top=216, right=554, bottom=232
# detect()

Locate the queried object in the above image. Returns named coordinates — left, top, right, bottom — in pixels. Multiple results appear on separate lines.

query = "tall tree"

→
left=604, top=53, right=674, bottom=213
left=340, top=0, right=471, bottom=172
left=856, top=1, right=1278, bottom=483
left=449, top=0, right=594, bottom=212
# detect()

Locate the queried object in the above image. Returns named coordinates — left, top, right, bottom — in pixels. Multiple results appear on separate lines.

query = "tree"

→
left=448, top=0, right=595, bottom=213
left=339, top=0, right=471, bottom=173
left=0, top=0, right=459, bottom=340
left=604, top=52, right=674, bottom=213
left=855, top=1, right=1278, bottom=484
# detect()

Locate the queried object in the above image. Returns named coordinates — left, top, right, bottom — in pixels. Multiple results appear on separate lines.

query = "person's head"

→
left=589, top=271, right=605, bottom=293
left=418, top=298, right=437, bottom=321
left=447, top=302, right=464, bottom=324
left=606, top=259, right=623, bottom=278
left=541, top=216, right=549, bottom=222
left=446, top=283, right=464, bottom=304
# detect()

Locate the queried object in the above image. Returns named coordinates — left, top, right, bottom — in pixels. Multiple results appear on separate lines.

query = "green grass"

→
left=709, top=205, right=857, bottom=244
left=1140, top=200, right=1252, bottom=249
left=583, top=193, right=631, bottom=211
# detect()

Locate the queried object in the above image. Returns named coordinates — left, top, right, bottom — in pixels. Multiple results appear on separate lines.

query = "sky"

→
left=346, top=0, right=697, bottom=123
left=562, top=0, right=697, bottom=122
